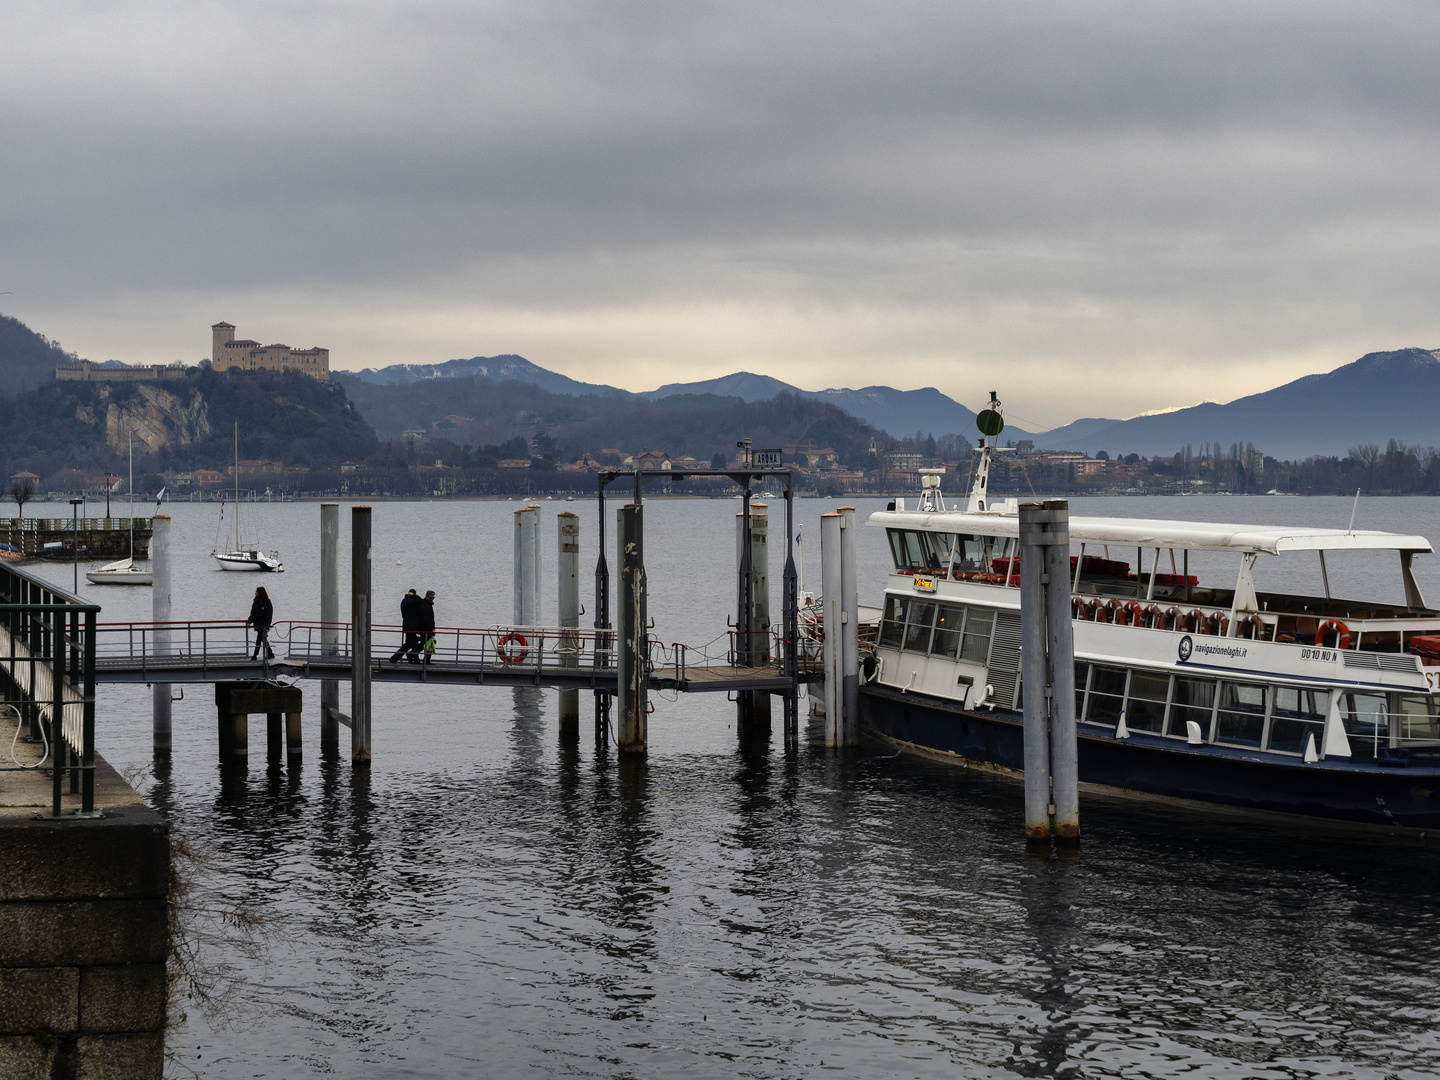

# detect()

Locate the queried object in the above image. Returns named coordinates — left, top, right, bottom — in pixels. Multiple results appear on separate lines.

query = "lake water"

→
left=25, top=494, right=1440, bottom=1078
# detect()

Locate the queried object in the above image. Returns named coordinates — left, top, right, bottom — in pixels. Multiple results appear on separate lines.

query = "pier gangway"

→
left=92, top=619, right=816, bottom=694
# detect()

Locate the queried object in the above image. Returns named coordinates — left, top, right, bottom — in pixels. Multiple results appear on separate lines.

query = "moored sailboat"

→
left=87, top=431, right=153, bottom=586
left=211, top=421, right=284, bottom=572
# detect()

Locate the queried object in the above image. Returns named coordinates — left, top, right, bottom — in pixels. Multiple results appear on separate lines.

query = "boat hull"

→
left=860, top=684, right=1440, bottom=830
left=213, top=553, right=283, bottom=572
left=85, top=570, right=152, bottom=585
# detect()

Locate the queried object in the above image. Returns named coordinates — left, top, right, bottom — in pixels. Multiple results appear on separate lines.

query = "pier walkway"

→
left=91, top=619, right=811, bottom=695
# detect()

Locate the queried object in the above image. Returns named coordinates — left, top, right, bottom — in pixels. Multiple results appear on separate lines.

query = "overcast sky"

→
left=4, top=1, right=1440, bottom=428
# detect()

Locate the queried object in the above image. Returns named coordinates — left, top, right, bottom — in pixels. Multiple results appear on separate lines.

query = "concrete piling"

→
left=558, top=512, right=580, bottom=735
left=616, top=503, right=647, bottom=753
left=320, top=502, right=340, bottom=755
left=838, top=506, right=859, bottom=741
left=151, top=514, right=172, bottom=757
left=217, top=682, right=303, bottom=767
left=514, top=504, right=541, bottom=627
left=1018, top=500, right=1079, bottom=842
left=820, top=512, right=845, bottom=746
left=736, top=503, right=771, bottom=735
left=351, top=505, right=372, bottom=765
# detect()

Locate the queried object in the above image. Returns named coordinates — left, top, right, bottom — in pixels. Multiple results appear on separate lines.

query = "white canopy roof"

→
left=869, top=510, right=1433, bottom=556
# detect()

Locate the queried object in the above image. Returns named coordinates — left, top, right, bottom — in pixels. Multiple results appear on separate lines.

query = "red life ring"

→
left=497, top=632, right=530, bottom=664
left=1122, top=601, right=1146, bottom=626
left=1316, top=619, right=1351, bottom=650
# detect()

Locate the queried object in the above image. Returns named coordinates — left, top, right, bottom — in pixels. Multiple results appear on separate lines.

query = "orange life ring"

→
left=497, top=631, right=530, bottom=664
left=1122, top=601, right=1146, bottom=627
left=1236, top=614, right=1266, bottom=640
left=1187, top=609, right=1207, bottom=634
left=1316, top=619, right=1351, bottom=650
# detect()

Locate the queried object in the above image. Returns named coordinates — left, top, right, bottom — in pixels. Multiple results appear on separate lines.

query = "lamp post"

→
left=104, top=475, right=117, bottom=517
left=70, top=497, right=83, bottom=593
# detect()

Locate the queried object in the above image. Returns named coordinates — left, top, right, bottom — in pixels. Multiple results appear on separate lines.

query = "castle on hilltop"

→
left=211, top=322, right=330, bottom=381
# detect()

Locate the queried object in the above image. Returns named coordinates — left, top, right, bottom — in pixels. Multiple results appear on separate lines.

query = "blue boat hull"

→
left=859, top=685, right=1440, bottom=831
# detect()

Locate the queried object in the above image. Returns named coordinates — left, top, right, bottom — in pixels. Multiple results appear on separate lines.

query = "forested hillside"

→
left=0, top=313, right=77, bottom=393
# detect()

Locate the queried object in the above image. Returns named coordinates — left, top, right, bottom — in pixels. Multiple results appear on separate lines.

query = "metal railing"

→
left=0, top=562, right=99, bottom=818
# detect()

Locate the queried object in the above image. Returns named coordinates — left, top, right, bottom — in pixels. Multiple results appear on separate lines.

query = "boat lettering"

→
left=912, top=576, right=937, bottom=593
left=1299, top=647, right=1338, bottom=662
left=1178, top=634, right=1248, bottom=662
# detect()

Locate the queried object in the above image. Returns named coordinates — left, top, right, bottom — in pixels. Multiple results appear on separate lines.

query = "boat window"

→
left=959, top=607, right=994, bottom=663
left=1339, top=691, right=1388, bottom=758
left=1215, top=682, right=1267, bottom=748
left=903, top=601, right=938, bottom=652
left=1267, top=686, right=1327, bottom=755
left=931, top=533, right=956, bottom=564
left=930, top=604, right=964, bottom=658
left=1074, top=662, right=1090, bottom=718
left=1125, top=671, right=1169, bottom=733
left=954, top=534, right=992, bottom=573
left=1394, top=695, right=1440, bottom=745
left=879, top=595, right=909, bottom=648
left=1085, top=665, right=1127, bottom=725
left=1167, top=677, right=1215, bottom=739
left=886, top=529, right=946, bottom=572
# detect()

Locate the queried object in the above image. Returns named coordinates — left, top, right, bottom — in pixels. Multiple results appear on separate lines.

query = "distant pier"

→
left=1, top=517, right=152, bottom=561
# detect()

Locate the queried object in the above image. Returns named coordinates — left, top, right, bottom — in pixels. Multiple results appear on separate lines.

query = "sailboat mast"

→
left=234, top=420, right=240, bottom=550
left=128, top=430, right=135, bottom=559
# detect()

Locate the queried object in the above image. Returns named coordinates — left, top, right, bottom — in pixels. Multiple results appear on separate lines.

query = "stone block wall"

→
left=0, top=806, right=168, bottom=1080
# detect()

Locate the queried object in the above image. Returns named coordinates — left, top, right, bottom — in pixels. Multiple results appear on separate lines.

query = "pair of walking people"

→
left=388, top=589, right=436, bottom=664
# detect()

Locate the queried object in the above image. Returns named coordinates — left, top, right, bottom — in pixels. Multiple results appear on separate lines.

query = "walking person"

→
left=247, top=586, right=275, bottom=661
left=389, top=588, right=425, bottom=663
left=420, top=590, right=436, bottom=664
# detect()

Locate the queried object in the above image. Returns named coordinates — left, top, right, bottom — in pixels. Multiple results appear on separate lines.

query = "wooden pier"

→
left=2, top=517, right=153, bottom=560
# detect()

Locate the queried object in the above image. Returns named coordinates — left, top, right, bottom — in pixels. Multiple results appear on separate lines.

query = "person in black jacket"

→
left=248, top=586, right=275, bottom=660
left=389, top=589, right=425, bottom=663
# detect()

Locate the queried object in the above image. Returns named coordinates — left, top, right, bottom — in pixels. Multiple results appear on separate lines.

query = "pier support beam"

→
left=320, top=502, right=340, bottom=756
left=351, top=505, right=372, bottom=766
left=217, top=683, right=302, bottom=766
left=151, top=514, right=172, bottom=758
left=838, top=506, right=860, bottom=741
left=558, top=512, right=580, bottom=736
left=820, top=512, right=847, bottom=746
left=514, top=504, right=541, bottom=627
left=616, top=503, right=647, bottom=754
left=736, top=503, right=771, bottom=738
left=1019, top=500, right=1079, bottom=842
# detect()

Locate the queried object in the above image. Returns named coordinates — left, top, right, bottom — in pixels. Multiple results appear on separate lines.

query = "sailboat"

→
left=211, top=421, right=284, bottom=572
left=87, top=431, right=153, bottom=585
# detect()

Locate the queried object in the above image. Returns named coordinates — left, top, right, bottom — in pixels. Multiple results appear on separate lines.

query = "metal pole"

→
left=527, top=503, right=542, bottom=628
left=514, top=505, right=539, bottom=626
left=782, top=480, right=799, bottom=752
left=151, top=513, right=172, bottom=757
left=838, top=506, right=859, bottom=746
left=820, top=512, right=844, bottom=747
left=1043, top=500, right=1079, bottom=841
left=351, top=505, right=372, bottom=765
left=70, top=498, right=81, bottom=593
left=558, top=511, right=580, bottom=734
left=320, top=502, right=340, bottom=755
left=616, top=503, right=647, bottom=753
left=1019, top=502, right=1052, bottom=840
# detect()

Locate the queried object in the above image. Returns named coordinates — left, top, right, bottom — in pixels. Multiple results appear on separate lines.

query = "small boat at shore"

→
left=857, top=393, right=1440, bottom=832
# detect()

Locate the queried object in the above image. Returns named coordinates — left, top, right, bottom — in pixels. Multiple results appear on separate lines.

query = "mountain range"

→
left=354, top=347, right=1440, bottom=460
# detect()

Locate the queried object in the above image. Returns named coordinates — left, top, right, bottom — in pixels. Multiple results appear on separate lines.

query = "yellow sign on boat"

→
left=912, top=575, right=936, bottom=592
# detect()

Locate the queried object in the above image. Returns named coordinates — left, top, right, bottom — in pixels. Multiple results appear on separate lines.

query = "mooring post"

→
left=514, top=505, right=540, bottom=627
left=320, top=502, right=340, bottom=756
left=820, top=512, right=845, bottom=746
left=267, top=711, right=282, bottom=761
left=594, top=481, right=612, bottom=744
left=616, top=503, right=647, bottom=753
left=151, top=513, right=172, bottom=757
left=782, top=482, right=799, bottom=751
left=736, top=503, right=772, bottom=736
left=1043, top=501, right=1079, bottom=840
left=558, top=511, right=580, bottom=735
left=838, top=506, right=860, bottom=744
left=351, top=505, right=372, bottom=765
left=1018, top=499, right=1077, bottom=842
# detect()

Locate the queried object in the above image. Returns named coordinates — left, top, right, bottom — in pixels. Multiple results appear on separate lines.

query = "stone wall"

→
left=0, top=806, right=169, bottom=1080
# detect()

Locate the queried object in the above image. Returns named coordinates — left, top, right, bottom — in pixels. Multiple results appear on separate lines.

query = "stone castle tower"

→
left=209, top=321, right=329, bottom=381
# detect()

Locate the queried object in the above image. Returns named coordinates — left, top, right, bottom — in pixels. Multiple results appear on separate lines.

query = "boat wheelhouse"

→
left=858, top=417, right=1440, bottom=830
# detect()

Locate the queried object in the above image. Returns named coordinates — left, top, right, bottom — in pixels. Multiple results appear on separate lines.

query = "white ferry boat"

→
left=860, top=401, right=1440, bottom=831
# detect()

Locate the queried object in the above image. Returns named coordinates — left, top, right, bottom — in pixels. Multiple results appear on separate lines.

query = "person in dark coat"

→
left=247, top=586, right=274, bottom=660
left=420, top=590, right=436, bottom=663
left=389, top=589, right=425, bottom=663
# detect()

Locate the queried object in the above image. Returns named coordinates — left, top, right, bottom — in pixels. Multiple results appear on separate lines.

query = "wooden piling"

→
left=558, top=512, right=580, bottom=735
left=616, top=503, right=647, bottom=753
left=838, top=506, right=860, bottom=743
left=351, top=505, right=372, bottom=765
left=736, top=504, right=772, bottom=737
left=319, top=502, right=340, bottom=756
left=151, top=514, right=172, bottom=757
left=820, top=512, right=846, bottom=746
